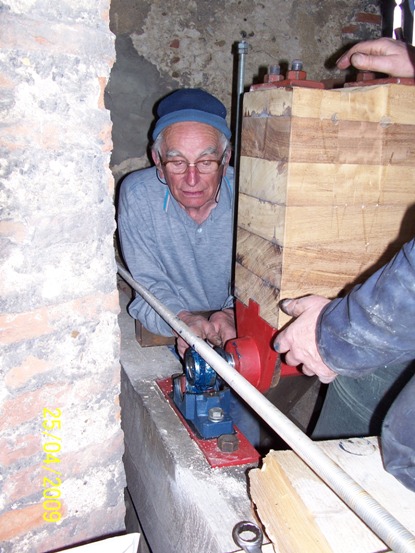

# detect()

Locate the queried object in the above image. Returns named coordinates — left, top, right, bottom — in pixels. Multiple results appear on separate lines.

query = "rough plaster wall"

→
left=0, top=2, right=126, bottom=551
left=106, top=0, right=383, bottom=182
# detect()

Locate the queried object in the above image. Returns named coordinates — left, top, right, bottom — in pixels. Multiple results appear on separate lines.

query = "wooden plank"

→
left=290, top=119, right=415, bottom=165
left=235, top=227, right=282, bottom=289
left=291, top=83, right=415, bottom=124
left=241, top=117, right=291, bottom=161
left=237, top=193, right=285, bottom=244
left=242, top=117, right=415, bottom=165
left=249, top=454, right=334, bottom=553
left=286, top=163, right=415, bottom=206
left=135, top=319, right=176, bottom=347
left=234, top=263, right=280, bottom=329
left=239, top=156, right=288, bottom=204
left=282, top=204, right=414, bottom=248
left=243, top=87, right=293, bottom=118
left=244, top=84, right=415, bottom=124
left=249, top=438, right=415, bottom=553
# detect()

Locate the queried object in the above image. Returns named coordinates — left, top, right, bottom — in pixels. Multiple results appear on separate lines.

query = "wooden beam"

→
left=249, top=438, right=415, bottom=552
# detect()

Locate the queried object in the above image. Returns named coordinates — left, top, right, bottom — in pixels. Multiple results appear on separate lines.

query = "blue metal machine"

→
left=172, top=348, right=234, bottom=439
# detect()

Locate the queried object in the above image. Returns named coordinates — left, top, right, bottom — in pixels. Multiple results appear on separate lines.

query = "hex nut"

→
left=217, top=433, right=239, bottom=453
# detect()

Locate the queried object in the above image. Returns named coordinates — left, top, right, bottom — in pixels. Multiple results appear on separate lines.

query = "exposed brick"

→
left=0, top=309, right=54, bottom=345
left=354, top=12, right=382, bottom=24
left=5, top=356, right=53, bottom=390
left=0, top=383, right=71, bottom=428
left=342, top=24, right=359, bottom=34
left=0, top=291, right=119, bottom=346
left=3, top=462, right=42, bottom=504
left=0, top=433, right=42, bottom=467
left=0, top=504, right=45, bottom=542
left=99, top=123, right=114, bottom=152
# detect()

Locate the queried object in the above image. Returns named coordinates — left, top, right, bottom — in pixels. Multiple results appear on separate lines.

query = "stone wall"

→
left=106, top=0, right=384, bottom=183
left=0, top=2, right=126, bottom=552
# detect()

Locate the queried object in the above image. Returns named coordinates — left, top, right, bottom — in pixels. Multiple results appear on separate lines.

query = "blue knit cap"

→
left=152, top=88, right=231, bottom=141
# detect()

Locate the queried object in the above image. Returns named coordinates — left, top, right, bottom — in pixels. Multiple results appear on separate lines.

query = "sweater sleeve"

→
left=118, top=172, right=184, bottom=336
left=317, top=239, right=415, bottom=376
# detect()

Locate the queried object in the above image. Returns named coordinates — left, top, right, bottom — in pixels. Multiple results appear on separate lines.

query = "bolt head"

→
left=208, top=407, right=224, bottom=422
left=218, top=433, right=239, bottom=453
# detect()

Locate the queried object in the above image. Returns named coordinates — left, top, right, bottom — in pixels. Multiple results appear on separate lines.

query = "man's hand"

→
left=273, top=296, right=338, bottom=384
left=336, top=37, right=415, bottom=78
left=208, top=308, right=236, bottom=346
left=175, top=309, right=236, bottom=358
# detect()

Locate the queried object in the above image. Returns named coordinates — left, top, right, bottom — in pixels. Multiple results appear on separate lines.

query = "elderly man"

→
left=118, top=88, right=262, bottom=446
left=118, top=88, right=236, bottom=358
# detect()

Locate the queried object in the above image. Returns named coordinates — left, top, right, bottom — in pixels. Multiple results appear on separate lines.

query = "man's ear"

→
left=222, top=148, right=232, bottom=176
left=152, top=149, right=165, bottom=179
left=151, top=149, right=160, bottom=166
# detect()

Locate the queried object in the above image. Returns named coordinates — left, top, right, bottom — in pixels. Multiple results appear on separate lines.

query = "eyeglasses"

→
left=159, top=150, right=227, bottom=175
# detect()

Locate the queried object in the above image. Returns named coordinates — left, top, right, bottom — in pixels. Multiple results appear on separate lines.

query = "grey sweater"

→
left=118, top=166, right=235, bottom=336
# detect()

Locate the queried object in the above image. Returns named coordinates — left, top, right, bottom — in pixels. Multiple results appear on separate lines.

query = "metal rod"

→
left=233, top=40, right=248, bottom=173
left=117, top=262, right=415, bottom=553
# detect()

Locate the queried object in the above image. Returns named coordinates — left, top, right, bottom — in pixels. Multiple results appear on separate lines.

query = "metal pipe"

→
left=117, top=262, right=415, bottom=553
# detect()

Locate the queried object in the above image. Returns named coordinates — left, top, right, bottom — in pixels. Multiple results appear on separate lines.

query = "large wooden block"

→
left=236, top=84, right=415, bottom=329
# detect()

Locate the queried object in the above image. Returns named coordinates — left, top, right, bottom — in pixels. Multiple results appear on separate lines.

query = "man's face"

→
left=153, top=122, right=229, bottom=215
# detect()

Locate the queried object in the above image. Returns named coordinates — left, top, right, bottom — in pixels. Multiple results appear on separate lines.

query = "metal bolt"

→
left=218, top=433, right=239, bottom=453
left=291, top=59, right=303, bottom=71
left=268, top=64, right=280, bottom=75
left=208, top=407, right=224, bottom=422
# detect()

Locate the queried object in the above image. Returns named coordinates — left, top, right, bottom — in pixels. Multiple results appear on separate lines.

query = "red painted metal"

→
left=157, top=377, right=260, bottom=468
left=250, top=64, right=325, bottom=91
left=250, top=78, right=325, bottom=91
left=344, top=75, right=415, bottom=87
left=225, top=299, right=300, bottom=394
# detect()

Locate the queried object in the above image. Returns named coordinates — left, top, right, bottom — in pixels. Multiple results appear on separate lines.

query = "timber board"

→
left=241, top=117, right=415, bottom=165
left=249, top=437, right=415, bottom=553
left=243, top=84, right=415, bottom=124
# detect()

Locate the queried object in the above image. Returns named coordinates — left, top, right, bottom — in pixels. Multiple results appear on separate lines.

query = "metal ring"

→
left=232, top=520, right=263, bottom=552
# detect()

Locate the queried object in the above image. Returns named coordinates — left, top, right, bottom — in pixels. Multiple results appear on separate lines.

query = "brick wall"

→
left=0, top=2, right=126, bottom=552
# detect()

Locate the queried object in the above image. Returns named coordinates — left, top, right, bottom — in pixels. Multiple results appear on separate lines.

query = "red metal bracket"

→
left=225, top=299, right=300, bottom=393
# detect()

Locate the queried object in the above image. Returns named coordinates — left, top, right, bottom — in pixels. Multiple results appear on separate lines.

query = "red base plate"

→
left=157, top=377, right=260, bottom=468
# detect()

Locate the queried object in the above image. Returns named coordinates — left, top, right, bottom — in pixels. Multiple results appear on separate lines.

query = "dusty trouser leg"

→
left=311, top=360, right=415, bottom=439
left=382, top=373, right=415, bottom=492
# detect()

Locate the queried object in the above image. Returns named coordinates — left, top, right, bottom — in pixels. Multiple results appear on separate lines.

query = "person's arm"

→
left=317, top=239, right=415, bottom=375
left=118, top=171, right=186, bottom=336
left=336, top=37, right=415, bottom=77
left=275, top=239, right=415, bottom=381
